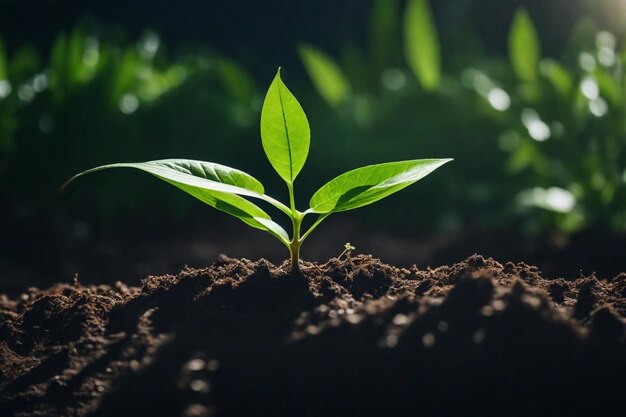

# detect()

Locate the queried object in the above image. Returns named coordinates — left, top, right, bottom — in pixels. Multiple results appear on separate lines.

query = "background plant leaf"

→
left=298, top=43, right=350, bottom=107
left=370, top=0, right=400, bottom=75
left=404, top=0, right=441, bottom=91
left=539, top=59, right=573, bottom=96
left=65, top=160, right=289, bottom=243
left=216, top=57, right=257, bottom=103
left=260, top=69, right=310, bottom=184
left=309, top=159, right=452, bottom=213
left=509, top=8, right=541, bottom=82
left=0, top=37, right=7, bottom=80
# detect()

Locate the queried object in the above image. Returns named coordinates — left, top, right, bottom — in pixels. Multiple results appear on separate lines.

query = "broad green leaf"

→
left=404, top=0, right=441, bottom=91
left=260, top=69, right=310, bottom=184
left=309, top=159, right=452, bottom=214
left=64, top=159, right=289, bottom=242
left=170, top=184, right=288, bottom=242
left=509, top=8, right=541, bottom=82
left=65, top=159, right=266, bottom=196
left=298, top=43, right=350, bottom=106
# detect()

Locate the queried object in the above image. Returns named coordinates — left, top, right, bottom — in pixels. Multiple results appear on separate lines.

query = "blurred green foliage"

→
left=404, top=0, right=441, bottom=91
left=298, top=2, right=626, bottom=235
left=1, top=1, right=625, bottom=243
left=498, top=15, right=626, bottom=233
left=509, top=8, right=541, bottom=83
left=0, top=25, right=261, bottom=240
left=298, top=44, right=351, bottom=107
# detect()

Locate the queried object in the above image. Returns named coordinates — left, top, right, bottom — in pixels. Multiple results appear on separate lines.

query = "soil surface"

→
left=1, top=254, right=624, bottom=417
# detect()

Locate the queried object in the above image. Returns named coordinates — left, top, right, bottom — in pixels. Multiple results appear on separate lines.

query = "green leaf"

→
left=509, top=8, right=541, bottom=82
left=298, top=43, right=350, bottom=106
left=404, top=0, right=441, bottom=91
left=64, top=159, right=289, bottom=243
left=260, top=69, right=310, bottom=184
left=172, top=185, right=289, bottom=242
left=309, top=159, right=452, bottom=214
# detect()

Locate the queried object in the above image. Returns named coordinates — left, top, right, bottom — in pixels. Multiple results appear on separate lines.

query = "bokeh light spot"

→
left=578, top=52, right=596, bottom=72
left=119, top=93, right=139, bottom=114
left=381, top=68, right=406, bottom=91
left=0, top=80, right=11, bottom=98
left=580, top=77, right=599, bottom=100
left=487, top=88, right=510, bottom=111
left=589, top=97, right=608, bottom=117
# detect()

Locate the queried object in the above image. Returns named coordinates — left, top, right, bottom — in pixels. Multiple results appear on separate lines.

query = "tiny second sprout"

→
left=64, top=69, right=452, bottom=274
left=339, top=243, right=356, bottom=260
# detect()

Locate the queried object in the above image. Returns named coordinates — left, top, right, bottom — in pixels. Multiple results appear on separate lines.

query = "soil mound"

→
left=1, top=254, right=624, bottom=416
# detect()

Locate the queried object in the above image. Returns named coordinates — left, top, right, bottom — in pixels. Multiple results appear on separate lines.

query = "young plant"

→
left=64, top=69, right=452, bottom=273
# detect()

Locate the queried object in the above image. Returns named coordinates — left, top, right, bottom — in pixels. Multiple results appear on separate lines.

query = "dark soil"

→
left=1, top=254, right=624, bottom=417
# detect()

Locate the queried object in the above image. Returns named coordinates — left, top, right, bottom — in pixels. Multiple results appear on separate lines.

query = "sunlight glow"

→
left=528, top=120, right=550, bottom=141
left=519, top=187, right=576, bottom=213
left=83, top=37, right=100, bottom=67
left=580, top=77, right=599, bottom=100
left=33, top=74, right=47, bottom=92
left=18, top=84, right=35, bottom=102
left=0, top=80, right=11, bottom=98
left=119, top=93, right=139, bottom=114
left=578, top=52, right=596, bottom=72
left=589, top=97, right=608, bottom=117
left=522, top=108, right=550, bottom=141
left=596, top=31, right=616, bottom=49
left=140, top=32, right=160, bottom=59
left=381, top=68, right=406, bottom=90
left=598, top=47, right=616, bottom=67
left=487, top=88, right=511, bottom=111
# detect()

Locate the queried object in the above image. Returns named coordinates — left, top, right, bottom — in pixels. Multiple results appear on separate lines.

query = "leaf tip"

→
left=59, top=175, right=78, bottom=194
left=440, top=158, right=454, bottom=167
left=272, top=67, right=285, bottom=86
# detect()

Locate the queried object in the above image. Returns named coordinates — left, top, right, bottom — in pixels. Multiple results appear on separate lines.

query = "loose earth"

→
left=1, top=254, right=624, bottom=417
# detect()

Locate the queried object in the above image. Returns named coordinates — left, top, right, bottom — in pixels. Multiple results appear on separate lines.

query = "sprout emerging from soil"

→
left=339, top=243, right=356, bottom=260
left=63, top=69, right=451, bottom=273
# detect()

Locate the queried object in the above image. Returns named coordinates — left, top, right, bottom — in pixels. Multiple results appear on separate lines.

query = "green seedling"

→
left=64, top=69, right=452, bottom=273
left=339, top=242, right=356, bottom=260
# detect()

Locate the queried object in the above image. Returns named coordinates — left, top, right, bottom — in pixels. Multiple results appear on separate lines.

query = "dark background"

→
left=1, top=0, right=625, bottom=292
left=0, top=0, right=615, bottom=64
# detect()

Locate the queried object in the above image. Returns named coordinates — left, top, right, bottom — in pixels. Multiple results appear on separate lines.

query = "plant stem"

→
left=287, top=182, right=302, bottom=274
left=289, top=233, right=301, bottom=274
